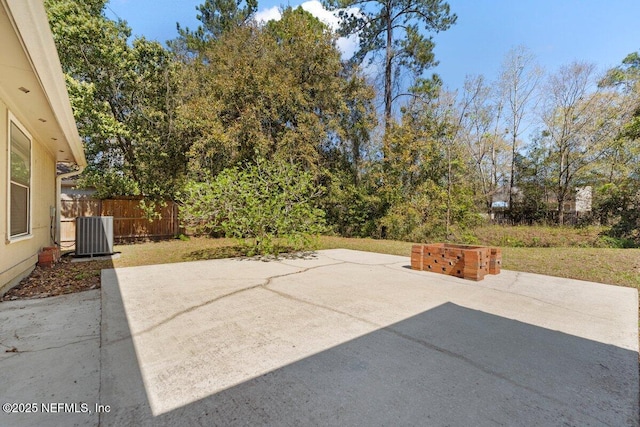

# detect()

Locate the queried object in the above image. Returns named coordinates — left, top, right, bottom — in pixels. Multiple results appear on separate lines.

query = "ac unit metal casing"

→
left=75, top=216, right=114, bottom=256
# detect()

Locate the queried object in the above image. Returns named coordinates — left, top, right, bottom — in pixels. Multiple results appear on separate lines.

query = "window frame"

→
left=7, top=112, right=33, bottom=242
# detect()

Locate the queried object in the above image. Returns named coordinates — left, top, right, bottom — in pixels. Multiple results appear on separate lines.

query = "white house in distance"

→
left=0, top=0, right=86, bottom=293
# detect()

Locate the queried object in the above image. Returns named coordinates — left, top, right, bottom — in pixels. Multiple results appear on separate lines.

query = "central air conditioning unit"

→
left=75, top=216, right=114, bottom=256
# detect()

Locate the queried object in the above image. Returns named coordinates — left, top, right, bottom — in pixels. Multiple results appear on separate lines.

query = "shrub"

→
left=320, top=170, right=382, bottom=238
left=178, top=159, right=326, bottom=255
left=596, top=180, right=640, bottom=247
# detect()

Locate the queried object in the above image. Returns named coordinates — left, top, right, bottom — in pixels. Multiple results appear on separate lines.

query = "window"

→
left=9, top=117, right=31, bottom=238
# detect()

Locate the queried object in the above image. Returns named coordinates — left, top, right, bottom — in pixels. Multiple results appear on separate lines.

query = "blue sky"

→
left=107, top=0, right=640, bottom=93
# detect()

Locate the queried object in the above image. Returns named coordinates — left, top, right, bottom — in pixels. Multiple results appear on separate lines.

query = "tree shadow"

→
left=183, top=246, right=320, bottom=263
left=239, top=251, right=319, bottom=262
left=181, top=246, right=246, bottom=261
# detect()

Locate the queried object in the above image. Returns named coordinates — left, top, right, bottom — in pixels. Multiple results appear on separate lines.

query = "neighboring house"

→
left=491, top=185, right=592, bottom=213
left=61, top=178, right=96, bottom=200
left=574, top=186, right=592, bottom=213
left=58, top=164, right=96, bottom=200
left=0, top=0, right=86, bottom=293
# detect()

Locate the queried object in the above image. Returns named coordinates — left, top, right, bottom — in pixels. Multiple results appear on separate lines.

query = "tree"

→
left=601, top=51, right=640, bottom=94
left=510, top=144, right=553, bottom=224
left=329, top=0, right=456, bottom=137
left=457, top=74, right=509, bottom=214
left=598, top=51, right=640, bottom=182
left=497, top=46, right=542, bottom=212
left=46, top=0, right=186, bottom=200
left=176, top=0, right=258, bottom=51
left=540, top=62, right=627, bottom=225
left=178, top=7, right=367, bottom=177
left=378, top=87, right=480, bottom=241
left=594, top=51, right=640, bottom=239
left=335, top=66, right=378, bottom=184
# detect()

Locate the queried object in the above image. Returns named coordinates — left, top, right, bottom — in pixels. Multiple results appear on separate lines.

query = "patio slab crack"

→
left=124, top=261, right=346, bottom=340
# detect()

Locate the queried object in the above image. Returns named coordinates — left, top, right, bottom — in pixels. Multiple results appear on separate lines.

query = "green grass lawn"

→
left=109, top=235, right=640, bottom=289
left=319, top=236, right=640, bottom=288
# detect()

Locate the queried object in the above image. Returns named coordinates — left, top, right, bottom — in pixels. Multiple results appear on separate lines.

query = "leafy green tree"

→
left=178, top=159, right=326, bottom=255
left=320, top=169, right=383, bottom=237
left=46, top=0, right=186, bottom=200
left=329, top=0, right=456, bottom=135
left=178, top=7, right=364, bottom=177
left=595, top=52, right=640, bottom=242
left=598, top=52, right=640, bottom=185
left=601, top=52, right=640, bottom=93
left=330, top=66, right=378, bottom=183
left=377, top=88, right=480, bottom=241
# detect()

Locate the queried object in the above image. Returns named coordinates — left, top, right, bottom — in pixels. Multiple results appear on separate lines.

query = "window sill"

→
left=7, top=234, right=33, bottom=244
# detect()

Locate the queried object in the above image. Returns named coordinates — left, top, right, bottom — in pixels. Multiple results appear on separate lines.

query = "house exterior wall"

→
left=575, top=186, right=592, bottom=213
left=0, top=98, right=57, bottom=294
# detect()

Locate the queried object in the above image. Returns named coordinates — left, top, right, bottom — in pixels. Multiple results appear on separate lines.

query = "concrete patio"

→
left=1, top=249, right=638, bottom=426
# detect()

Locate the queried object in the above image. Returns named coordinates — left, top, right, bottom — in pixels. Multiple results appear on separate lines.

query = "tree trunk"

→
left=508, top=132, right=516, bottom=212
left=383, top=4, right=393, bottom=150
left=352, top=138, right=361, bottom=185
left=446, top=139, right=452, bottom=235
left=557, top=197, right=565, bottom=225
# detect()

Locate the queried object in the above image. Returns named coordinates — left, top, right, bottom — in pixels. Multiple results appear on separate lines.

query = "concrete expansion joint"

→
left=263, top=286, right=383, bottom=330
left=0, top=337, right=97, bottom=354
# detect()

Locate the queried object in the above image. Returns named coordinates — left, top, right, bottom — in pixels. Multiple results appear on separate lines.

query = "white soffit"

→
left=0, top=0, right=86, bottom=167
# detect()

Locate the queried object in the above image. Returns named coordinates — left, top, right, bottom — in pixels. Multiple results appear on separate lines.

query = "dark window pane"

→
left=10, top=183, right=29, bottom=236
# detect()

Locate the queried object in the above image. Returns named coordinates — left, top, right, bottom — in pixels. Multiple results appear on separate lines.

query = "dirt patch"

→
left=1, top=256, right=112, bottom=301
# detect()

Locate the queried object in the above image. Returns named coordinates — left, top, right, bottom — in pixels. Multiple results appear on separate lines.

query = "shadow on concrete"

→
left=182, top=248, right=318, bottom=263
left=101, top=280, right=639, bottom=426
left=181, top=246, right=246, bottom=262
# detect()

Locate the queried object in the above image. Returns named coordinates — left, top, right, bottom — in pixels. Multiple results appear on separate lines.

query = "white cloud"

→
left=253, top=1, right=360, bottom=60
left=254, top=6, right=281, bottom=24
left=300, top=0, right=341, bottom=30
left=336, top=34, right=359, bottom=59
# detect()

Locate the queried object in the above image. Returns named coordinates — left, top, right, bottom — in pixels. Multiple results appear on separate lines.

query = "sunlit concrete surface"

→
left=99, top=249, right=638, bottom=426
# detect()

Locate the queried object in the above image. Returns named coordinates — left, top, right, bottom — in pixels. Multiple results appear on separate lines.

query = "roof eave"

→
left=3, top=0, right=86, bottom=167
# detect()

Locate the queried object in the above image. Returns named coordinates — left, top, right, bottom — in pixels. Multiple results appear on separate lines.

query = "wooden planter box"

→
left=38, top=246, right=61, bottom=268
left=411, top=243, right=501, bottom=281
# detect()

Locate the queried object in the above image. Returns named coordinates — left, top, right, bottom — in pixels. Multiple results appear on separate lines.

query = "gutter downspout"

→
left=55, top=164, right=85, bottom=246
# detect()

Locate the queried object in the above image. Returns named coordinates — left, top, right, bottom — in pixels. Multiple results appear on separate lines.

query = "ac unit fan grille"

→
left=75, top=216, right=114, bottom=256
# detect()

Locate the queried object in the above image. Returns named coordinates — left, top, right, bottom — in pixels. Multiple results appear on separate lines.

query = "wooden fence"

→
left=60, top=198, right=179, bottom=244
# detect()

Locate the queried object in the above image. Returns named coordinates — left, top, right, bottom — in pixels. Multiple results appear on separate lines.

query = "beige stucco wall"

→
left=0, top=98, right=57, bottom=294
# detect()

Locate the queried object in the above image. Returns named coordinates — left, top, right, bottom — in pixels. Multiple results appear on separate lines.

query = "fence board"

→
left=60, top=198, right=179, bottom=243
